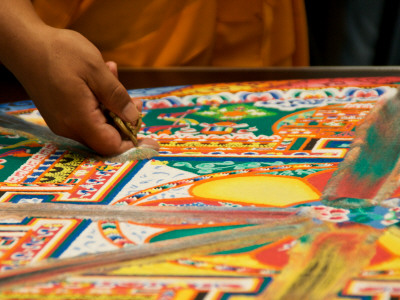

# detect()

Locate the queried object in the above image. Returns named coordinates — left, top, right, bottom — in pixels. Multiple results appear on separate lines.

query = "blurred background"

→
left=3, top=0, right=400, bottom=101
left=305, top=0, right=400, bottom=66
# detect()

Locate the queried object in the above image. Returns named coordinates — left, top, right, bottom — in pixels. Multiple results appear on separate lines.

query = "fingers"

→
left=138, top=137, right=160, bottom=151
left=82, top=61, right=158, bottom=155
left=105, top=61, right=142, bottom=112
left=77, top=113, right=159, bottom=156
left=89, top=63, right=139, bottom=124
left=105, top=61, right=118, bottom=78
left=75, top=108, right=135, bottom=156
left=131, top=97, right=143, bottom=112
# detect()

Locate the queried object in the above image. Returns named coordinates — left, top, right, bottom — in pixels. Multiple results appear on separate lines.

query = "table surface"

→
left=1, top=65, right=400, bottom=101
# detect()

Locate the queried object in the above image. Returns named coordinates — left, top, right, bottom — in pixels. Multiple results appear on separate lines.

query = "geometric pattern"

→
left=0, top=77, right=400, bottom=298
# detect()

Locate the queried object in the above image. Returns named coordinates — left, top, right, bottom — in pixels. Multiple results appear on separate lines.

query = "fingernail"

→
left=122, top=102, right=138, bottom=122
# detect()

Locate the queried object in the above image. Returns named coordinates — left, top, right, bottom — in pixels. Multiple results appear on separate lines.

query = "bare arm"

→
left=0, top=0, right=152, bottom=156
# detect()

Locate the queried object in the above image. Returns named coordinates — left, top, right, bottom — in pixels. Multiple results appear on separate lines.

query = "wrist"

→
left=0, top=1, right=53, bottom=81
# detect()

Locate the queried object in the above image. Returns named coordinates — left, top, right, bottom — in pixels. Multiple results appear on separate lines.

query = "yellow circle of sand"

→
left=191, top=175, right=320, bottom=207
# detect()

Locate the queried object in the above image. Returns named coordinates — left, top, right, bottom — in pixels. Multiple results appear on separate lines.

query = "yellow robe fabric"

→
left=32, top=0, right=309, bottom=67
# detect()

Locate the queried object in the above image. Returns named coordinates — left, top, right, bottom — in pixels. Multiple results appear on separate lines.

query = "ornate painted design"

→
left=0, top=77, right=400, bottom=298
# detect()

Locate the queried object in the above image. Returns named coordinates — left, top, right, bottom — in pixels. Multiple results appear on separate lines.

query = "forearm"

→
left=0, top=0, right=50, bottom=79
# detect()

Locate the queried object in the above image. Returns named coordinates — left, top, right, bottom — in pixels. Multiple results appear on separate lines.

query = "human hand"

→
left=11, top=27, right=158, bottom=156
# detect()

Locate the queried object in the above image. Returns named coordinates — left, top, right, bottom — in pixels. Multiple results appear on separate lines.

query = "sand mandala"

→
left=0, top=77, right=399, bottom=298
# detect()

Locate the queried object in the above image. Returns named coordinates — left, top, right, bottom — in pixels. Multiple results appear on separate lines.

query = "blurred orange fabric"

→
left=32, top=0, right=308, bottom=67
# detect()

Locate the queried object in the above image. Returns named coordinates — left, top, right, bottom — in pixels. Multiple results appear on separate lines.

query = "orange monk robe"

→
left=32, top=0, right=309, bottom=67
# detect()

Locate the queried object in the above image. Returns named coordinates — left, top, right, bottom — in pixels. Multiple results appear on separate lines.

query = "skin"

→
left=0, top=0, right=159, bottom=156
